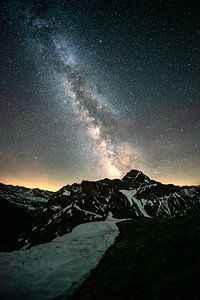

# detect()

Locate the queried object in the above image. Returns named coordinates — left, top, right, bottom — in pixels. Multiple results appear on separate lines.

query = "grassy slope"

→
left=69, top=217, right=200, bottom=300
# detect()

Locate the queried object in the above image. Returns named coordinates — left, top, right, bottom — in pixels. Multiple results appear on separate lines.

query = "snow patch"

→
left=0, top=220, right=119, bottom=300
left=62, top=190, right=71, bottom=196
left=120, top=189, right=151, bottom=217
left=120, top=189, right=137, bottom=205
left=133, top=198, right=150, bottom=218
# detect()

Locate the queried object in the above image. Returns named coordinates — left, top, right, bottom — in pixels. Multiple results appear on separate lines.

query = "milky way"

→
left=0, top=0, right=199, bottom=190
left=29, top=14, right=139, bottom=178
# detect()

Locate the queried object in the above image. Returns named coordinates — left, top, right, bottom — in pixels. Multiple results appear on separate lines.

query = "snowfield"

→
left=120, top=189, right=151, bottom=218
left=0, top=220, right=119, bottom=300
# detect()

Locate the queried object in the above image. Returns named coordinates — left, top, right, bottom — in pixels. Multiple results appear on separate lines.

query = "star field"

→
left=0, top=0, right=199, bottom=190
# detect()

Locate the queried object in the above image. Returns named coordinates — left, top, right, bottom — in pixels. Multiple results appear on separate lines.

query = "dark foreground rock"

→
left=69, top=216, right=200, bottom=300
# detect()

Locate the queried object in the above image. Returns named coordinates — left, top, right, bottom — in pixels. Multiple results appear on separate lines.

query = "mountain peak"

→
left=121, top=169, right=153, bottom=189
left=123, top=169, right=142, bottom=179
left=122, top=169, right=147, bottom=181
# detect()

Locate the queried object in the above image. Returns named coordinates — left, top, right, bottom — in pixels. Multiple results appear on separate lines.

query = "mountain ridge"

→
left=0, top=169, right=200, bottom=252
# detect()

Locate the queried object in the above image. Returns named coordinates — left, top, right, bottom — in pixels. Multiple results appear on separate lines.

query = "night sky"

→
left=0, top=0, right=199, bottom=191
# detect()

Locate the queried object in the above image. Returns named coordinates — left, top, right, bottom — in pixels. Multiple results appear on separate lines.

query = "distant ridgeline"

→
left=0, top=170, right=200, bottom=251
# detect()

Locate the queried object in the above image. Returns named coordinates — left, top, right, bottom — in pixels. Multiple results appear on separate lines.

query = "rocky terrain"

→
left=0, top=170, right=199, bottom=251
left=70, top=216, right=200, bottom=300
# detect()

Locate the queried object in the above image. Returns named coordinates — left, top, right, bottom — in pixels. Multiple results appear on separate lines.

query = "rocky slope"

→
left=0, top=170, right=199, bottom=251
left=0, top=183, right=52, bottom=251
left=70, top=217, right=200, bottom=300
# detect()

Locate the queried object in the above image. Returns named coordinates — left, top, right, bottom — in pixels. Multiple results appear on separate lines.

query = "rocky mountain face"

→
left=0, top=183, right=52, bottom=251
left=0, top=170, right=200, bottom=251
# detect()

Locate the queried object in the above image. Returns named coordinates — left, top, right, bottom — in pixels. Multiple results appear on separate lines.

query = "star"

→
left=0, top=0, right=199, bottom=190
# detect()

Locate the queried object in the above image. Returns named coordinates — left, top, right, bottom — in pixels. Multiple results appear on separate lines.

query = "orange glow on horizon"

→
left=0, top=177, right=64, bottom=192
left=1, top=173, right=199, bottom=192
left=154, top=177, right=199, bottom=187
